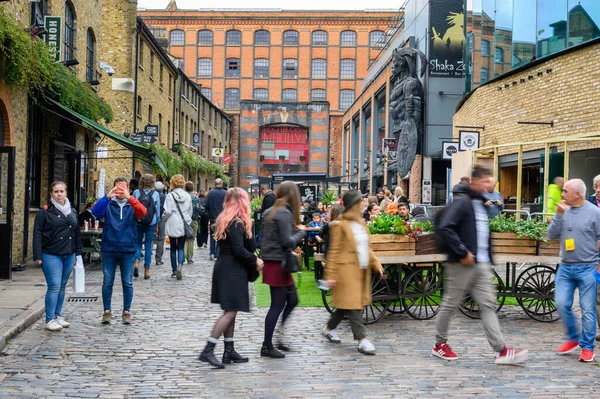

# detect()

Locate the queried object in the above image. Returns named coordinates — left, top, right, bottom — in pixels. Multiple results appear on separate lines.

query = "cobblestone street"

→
left=0, top=248, right=598, bottom=398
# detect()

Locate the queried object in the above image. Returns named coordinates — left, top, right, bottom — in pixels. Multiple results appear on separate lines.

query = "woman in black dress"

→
left=199, top=187, right=264, bottom=368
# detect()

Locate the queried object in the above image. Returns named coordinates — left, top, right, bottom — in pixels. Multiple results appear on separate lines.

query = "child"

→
left=308, top=212, right=322, bottom=245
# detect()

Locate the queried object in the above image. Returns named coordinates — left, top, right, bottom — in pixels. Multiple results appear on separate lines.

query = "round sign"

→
left=463, top=135, right=475, bottom=148
left=445, top=144, right=458, bottom=157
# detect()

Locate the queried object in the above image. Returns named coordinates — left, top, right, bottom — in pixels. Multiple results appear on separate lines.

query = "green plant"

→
left=411, top=220, right=434, bottom=233
left=250, top=195, right=262, bottom=217
left=319, top=190, right=338, bottom=205
left=148, top=144, right=181, bottom=178
left=489, top=214, right=548, bottom=241
left=368, top=213, right=410, bottom=235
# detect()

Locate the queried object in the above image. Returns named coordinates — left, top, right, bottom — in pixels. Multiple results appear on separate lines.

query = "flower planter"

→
left=537, top=240, right=560, bottom=256
left=490, top=232, right=537, bottom=255
left=370, top=233, right=437, bottom=256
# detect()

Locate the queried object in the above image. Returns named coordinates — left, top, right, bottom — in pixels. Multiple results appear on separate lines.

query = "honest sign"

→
left=44, top=16, right=62, bottom=62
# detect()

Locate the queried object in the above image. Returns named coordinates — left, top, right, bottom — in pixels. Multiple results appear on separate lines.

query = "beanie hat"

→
left=154, top=181, right=164, bottom=191
left=341, top=190, right=362, bottom=213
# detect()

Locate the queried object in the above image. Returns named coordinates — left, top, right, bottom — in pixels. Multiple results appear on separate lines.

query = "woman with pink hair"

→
left=199, top=187, right=264, bottom=369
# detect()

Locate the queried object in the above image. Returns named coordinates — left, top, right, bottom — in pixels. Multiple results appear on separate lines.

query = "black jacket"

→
left=260, top=191, right=276, bottom=213
left=260, top=206, right=306, bottom=261
left=205, top=186, right=226, bottom=221
left=33, top=203, right=82, bottom=261
left=587, top=194, right=598, bottom=207
left=438, top=184, right=493, bottom=263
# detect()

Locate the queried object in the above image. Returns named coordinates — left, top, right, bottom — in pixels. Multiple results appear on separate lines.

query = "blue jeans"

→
left=102, top=252, right=135, bottom=312
left=41, top=253, right=76, bottom=322
left=135, top=223, right=156, bottom=268
left=555, top=263, right=598, bottom=350
left=169, top=236, right=185, bottom=273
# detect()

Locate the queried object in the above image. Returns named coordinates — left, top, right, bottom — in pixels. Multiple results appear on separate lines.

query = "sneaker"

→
left=156, top=260, right=164, bottom=266
left=55, top=316, right=70, bottom=328
left=579, top=349, right=595, bottom=362
left=210, top=254, right=215, bottom=261
left=45, top=319, right=63, bottom=331
left=357, top=339, right=376, bottom=355
left=176, top=264, right=183, bottom=280
left=556, top=340, right=579, bottom=355
left=122, top=311, right=132, bottom=325
left=171, top=272, right=177, bottom=278
left=322, top=327, right=342, bottom=343
left=494, top=347, right=528, bottom=365
left=432, top=341, right=458, bottom=361
left=101, top=311, right=112, bottom=324
left=187, top=259, right=194, bottom=265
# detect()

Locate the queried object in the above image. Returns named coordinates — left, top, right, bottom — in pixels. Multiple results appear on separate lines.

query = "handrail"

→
left=501, top=209, right=531, bottom=220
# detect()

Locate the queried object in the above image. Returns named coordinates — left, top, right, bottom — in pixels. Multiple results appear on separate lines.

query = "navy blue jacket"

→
left=205, top=186, right=226, bottom=221
left=587, top=194, right=598, bottom=207
left=92, top=195, right=146, bottom=253
left=33, top=203, right=82, bottom=261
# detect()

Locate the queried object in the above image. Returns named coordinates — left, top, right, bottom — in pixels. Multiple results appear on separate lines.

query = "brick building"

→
left=138, top=3, right=397, bottom=186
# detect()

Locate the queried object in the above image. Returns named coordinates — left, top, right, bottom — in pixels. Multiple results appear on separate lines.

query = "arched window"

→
left=340, top=30, right=356, bottom=46
left=197, top=30, right=213, bottom=45
left=170, top=29, right=185, bottom=45
left=311, top=59, right=327, bottom=79
left=282, top=89, right=297, bottom=102
left=226, top=29, right=241, bottom=45
left=224, top=88, right=240, bottom=110
left=64, top=1, right=76, bottom=61
left=283, top=59, right=298, bottom=78
left=369, top=30, right=385, bottom=47
left=340, top=59, right=355, bottom=79
left=253, top=88, right=269, bottom=100
left=86, top=28, right=96, bottom=83
left=339, top=89, right=355, bottom=110
left=283, top=30, right=299, bottom=45
left=312, top=30, right=327, bottom=45
left=254, top=30, right=270, bottom=45
left=254, top=58, right=269, bottom=78
left=311, top=89, right=326, bottom=101
left=197, top=58, right=212, bottom=77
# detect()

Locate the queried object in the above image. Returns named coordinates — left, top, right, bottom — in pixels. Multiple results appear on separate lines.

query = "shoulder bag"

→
left=281, top=249, right=301, bottom=274
left=173, top=194, right=195, bottom=239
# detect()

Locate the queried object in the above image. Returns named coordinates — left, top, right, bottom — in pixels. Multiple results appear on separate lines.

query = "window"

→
left=253, top=88, right=269, bottom=100
left=283, top=30, right=299, bottom=45
left=283, top=59, right=298, bottom=78
left=481, top=39, right=490, bottom=56
left=197, top=58, right=212, bottom=77
left=480, top=68, right=489, bottom=83
left=341, top=30, right=356, bottom=46
left=311, top=59, right=327, bottom=79
left=170, top=29, right=184, bottom=45
left=282, top=89, right=297, bottom=101
left=159, top=64, right=164, bottom=88
left=201, top=87, right=212, bottom=101
left=150, top=53, right=154, bottom=78
left=369, top=30, right=385, bottom=47
left=226, top=58, right=240, bottom=77
left=340, top=59, right=355, bottom=79
left=158, top=113, right=162, bottom=137
left=168, top=76, right=172, bottom=96
left=139, top=42, right=144, bottom=67
left=495, top=47, right=504, bottom=63
left=311, top=89, right=326, bottom=101
left=226, top=30, right=241, bottom=45
left=137, top=96, right=142, bottom=119
left=86, top=28, right=96, bottom=83
left=197, top=30, right=213, bottom=45
left=340, top=89, right=355, bottom=110
left=148, top=105, right=153, bottom=123
left=254, top=58, right=269, bottom=78
left=225, top=88, right=240, bottom=109
left=64, top=1, right=75, bottom=61
left=31, top=0, right=48, bottom=28
left=254, top=30, right=270, bottom=45
left=312, top=30, right=327, bottom=45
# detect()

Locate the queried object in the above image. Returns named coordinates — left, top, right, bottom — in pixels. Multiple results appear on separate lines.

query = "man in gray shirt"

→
left=482, top=179, right=503, bottom=218
left=548, top=178, right=600, bottom=363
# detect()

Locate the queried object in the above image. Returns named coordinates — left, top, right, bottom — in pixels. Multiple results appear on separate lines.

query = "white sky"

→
left=137, top=0, right=401, bottom=11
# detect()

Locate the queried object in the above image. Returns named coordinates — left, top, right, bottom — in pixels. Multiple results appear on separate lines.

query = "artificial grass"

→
left=254, top=269, right=325, bottom=309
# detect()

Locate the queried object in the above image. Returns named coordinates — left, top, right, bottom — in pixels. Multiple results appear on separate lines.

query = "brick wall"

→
left=328, top=115, right=343, bottom=177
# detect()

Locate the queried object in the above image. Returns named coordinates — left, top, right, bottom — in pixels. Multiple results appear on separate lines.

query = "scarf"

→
left=50, top=197, right=72, bottom=217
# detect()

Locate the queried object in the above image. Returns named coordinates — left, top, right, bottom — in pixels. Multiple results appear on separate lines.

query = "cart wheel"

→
left=402, top=267, right=443, bottom=320
left=515, top=265, right=559, bottom=322
left=458, top=269, right=506, bottom=319
left=384, top=265, right=404, bottom=314
left=362, top=273, right=390, bottom=324
left=321, top=289, right=335, bottom=315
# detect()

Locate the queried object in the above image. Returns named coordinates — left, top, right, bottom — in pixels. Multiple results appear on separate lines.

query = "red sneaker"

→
left=494, top=347, right=528, bottom=365
left=579, top=349, right=595, bottom=362
left=432, top=341, right=458, bottom=360
left=556, top=340, right=579, bottom=355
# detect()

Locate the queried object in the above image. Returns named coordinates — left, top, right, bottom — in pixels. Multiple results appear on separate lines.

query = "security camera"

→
left=106, top=67, right=115, bottom=76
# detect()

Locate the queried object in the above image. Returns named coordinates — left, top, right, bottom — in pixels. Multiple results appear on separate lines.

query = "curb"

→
left=0, top=297, right=45, bottom=352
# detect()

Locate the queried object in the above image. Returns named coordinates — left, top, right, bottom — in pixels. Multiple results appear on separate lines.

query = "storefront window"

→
left=537, top=0, right=568, bottom=58
left=568, top=0, right=600, bottom=46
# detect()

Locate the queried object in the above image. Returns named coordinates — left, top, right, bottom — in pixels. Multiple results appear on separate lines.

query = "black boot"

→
left=222, top=341, right=249, bottom=364
left=199, top=341, right=225, bottom=368
left=260, top=343, right=285, bottom=358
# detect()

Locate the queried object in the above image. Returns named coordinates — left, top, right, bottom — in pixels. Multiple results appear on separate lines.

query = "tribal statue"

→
left=389, top=47, right=427, bottom=179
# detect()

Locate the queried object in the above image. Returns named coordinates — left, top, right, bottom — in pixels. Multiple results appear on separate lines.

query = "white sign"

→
left=442, top=142, right=458, bottom=160
left=212, top=147, right=224, bottom=157
left=459, top=131, right=480, bottom=151
left=97, top=168, right=106, bottom=198
left=97, top=146, right=108, bottom=159
left=422, top=179, right=432, bottom=203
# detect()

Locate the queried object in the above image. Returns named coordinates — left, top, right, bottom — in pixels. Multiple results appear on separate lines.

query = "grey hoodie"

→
left=163, top=188, right=192, bottom=238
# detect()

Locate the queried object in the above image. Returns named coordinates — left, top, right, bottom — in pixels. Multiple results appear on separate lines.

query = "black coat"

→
left=260, top=206, right=305, bottom=261
left=438, top=184, right=493, bottom=264
left=260, top=191, right=276, bottom=213
left=33, top=203, right=82, bottom=261
left=211, top=221, right=257, bottom=312
left=205, top=187, right=226, bottom=221
left=587, top=194, right=598, bottom=206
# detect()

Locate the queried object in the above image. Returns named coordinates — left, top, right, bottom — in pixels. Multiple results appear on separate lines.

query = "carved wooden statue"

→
left=389, top=47, right=427, bottom=179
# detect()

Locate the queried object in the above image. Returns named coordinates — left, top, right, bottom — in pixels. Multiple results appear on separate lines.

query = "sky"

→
left=137, top=0, right=401, bottom=10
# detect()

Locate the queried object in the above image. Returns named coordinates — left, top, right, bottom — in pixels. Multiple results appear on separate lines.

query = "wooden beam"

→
left=493, top=147, right=499, bottom=182
left=543, top=142, right=550, bottom=214
left=516, top=144, right=523, bottom=218
left=384, top=82, right=390, bottom=187
left=564, top=141, right=570, bottom=180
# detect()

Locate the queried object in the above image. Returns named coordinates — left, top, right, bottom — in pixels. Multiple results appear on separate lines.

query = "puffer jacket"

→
left=92, top=195, right=147, bottom=253
left=260, top=206, right=305, bottom=261
left=33, top=203, right=82, bottom=261
left=163, top=188, right=192, bottom=238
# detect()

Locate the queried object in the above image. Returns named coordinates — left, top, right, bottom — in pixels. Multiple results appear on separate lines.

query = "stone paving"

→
left=0, top=246, right=599, bottom=398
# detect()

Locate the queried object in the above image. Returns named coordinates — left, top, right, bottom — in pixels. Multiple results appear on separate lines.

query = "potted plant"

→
left=367, top=214, right=437, bottom=256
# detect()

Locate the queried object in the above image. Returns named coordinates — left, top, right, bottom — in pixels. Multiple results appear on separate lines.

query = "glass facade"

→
left=466, top=0, right=600, bottom=91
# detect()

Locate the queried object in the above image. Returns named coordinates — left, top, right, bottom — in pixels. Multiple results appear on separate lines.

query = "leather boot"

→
left=222, top=341, right=249, bottom=364
left=133, top=259, right=139, bottom=278
left=199, top=341, right=225, bottom=368
left=144, top=268, right=150, bottom=280
left=260, top=343, right=285, bottom=359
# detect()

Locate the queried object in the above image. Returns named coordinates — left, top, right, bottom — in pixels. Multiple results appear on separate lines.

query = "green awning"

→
left=47, top=98, right=168, bottom=175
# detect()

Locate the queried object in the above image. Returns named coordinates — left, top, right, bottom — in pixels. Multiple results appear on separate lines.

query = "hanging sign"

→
left=192, top=132, right=200, bottom=147
left=442, top=142, right=458, bottom=160
left=223, top=154, right=232, bottom=164
left=44, top=16, right=62, bottom=62
left=145, top=124, right=159, bottom=136
left=429, top=0, right=464, bottom=78
left=212, top=147, right=223, bottom=157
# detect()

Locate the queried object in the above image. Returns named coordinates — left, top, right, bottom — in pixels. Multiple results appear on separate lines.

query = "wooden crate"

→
left=491, top=232, right=537, bottom=255
left=538, top=240, right=560, bottom=256
left=370, top=233, right=437, bottom=256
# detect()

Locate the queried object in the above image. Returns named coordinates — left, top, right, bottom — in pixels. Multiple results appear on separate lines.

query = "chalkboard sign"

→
left=298, top=185, right=317, bottom=203
left=145, top=125, right=159, bottom=136
left=53, top=141, right=66, bottom=182
left=132, top=134, right=157, bottom=144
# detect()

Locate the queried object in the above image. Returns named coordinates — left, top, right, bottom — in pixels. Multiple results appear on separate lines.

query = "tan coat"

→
left=324, top=216, right=383, bottom=310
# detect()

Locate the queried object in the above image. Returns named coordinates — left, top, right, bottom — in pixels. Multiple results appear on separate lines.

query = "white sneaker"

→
left=176, top=264, right=183, bottom=280
left=45, top=319, right=63, bottom=331
left=55, top=317, right=70, bottom=328
left=358, top=339, right=376, bottom=355
left=209, top=254, right=215, bottom=261
left=322, top=327, right=342, bottom=343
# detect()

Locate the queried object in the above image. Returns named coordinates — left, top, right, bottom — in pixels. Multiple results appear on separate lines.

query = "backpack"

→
left=433, top=206, right=449, bottom=253
left=137, top=190, right=156, bottom=226
left=191, top=194, right=203, bottom=221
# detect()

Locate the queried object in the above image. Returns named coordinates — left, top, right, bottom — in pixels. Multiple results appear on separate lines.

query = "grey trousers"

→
left=327, top=309, right=366, bottom=341
left=435, top=262, right=505, bottom=352
left=155, top=219, right=166, bottom=262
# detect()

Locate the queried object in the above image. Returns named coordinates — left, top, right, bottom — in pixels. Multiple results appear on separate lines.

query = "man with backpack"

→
left=154, top=181, right=167, bottom=265
left=132, top=174, right=161, bottom=280
left=184, top=181, right=201, bottom=264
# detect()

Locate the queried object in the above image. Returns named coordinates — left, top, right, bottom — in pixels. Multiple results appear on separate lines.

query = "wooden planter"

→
left=491, top=232, right=537, bottom=255
left=370, top=233, right=437, bottom=256
left=537, top=240, right=560, bottom=256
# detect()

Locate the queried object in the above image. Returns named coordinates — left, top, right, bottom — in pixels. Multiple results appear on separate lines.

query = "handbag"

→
left=281, top=249, right=301, bottom=274
left=247, top=265, right=259, bottom=282
left=173, top=194, right=195, bottom=239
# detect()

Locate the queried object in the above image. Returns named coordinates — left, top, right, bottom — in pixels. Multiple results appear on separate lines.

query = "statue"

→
left=389, top=47, right=427, bottom=179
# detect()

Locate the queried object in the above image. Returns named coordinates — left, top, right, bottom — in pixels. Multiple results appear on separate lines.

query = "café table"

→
left=80, top=228, right=102, bottom=263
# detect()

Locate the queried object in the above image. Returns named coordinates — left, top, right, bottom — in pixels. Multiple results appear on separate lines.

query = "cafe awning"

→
left=47, top=98, right=168, bottom=175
